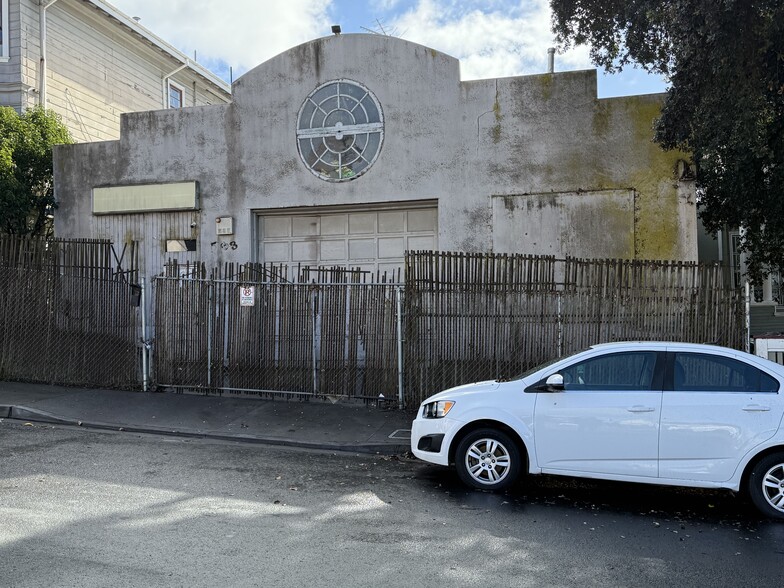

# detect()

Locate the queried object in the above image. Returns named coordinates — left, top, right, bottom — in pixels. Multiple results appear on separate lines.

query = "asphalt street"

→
left=1, top=420, right=782, bottom=587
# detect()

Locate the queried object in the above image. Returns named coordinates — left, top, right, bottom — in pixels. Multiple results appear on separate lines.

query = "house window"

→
left=0, top=0, right=9, bottom=61
left=730, top=232, right=742, bottom=289
left=772, top=271, right=781, bottom=304
left=165, top=239, right=197, bottom=252
left=168, top=81, right=184, bottom=109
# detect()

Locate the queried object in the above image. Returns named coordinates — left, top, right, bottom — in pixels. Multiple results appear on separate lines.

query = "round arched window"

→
left=296, top=80, right=384, bottom=182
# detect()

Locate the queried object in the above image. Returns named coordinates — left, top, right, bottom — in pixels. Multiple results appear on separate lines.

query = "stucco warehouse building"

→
left=53, top=33, right=697, bottom=279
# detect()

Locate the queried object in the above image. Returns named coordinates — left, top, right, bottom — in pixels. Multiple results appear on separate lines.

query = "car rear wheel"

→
left=748, top=452, right=784, bottom=520
left=455, top=429, right=521, bottom=491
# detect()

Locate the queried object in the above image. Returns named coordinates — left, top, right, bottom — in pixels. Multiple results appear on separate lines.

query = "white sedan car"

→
left=411, top=342, right=784, bottom=519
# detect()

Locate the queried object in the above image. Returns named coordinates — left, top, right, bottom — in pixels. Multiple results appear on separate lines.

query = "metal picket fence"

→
left=402, top=252, right=746, bottom=405
left=152, top=263, right=404, bottom=404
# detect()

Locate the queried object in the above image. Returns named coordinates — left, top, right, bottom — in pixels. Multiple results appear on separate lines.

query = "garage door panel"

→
left=349, top=238, right=376, bottom=260
left=379, top=237, right=405, bottom=259
left=292, top=217, right=319, bottom=236
left=264, top=242, right=290, bottom=262
left=378, top=211, right=405, bottom=233
left=349, top=213, right=376, bottom=234
left=258, top=206, right=437, bottom=277
left=320, top=240, right=347, bottom=261
left=408, top=209, right=437, bottom=232
left=264, top=217, right=290, bottom=238
left=320, top=214, right=348, bottom=236
left=379, top=262, right=403, bottom=276
left=408, top=235, right=436, bottom=250
left=292, top=241, right=318, bottom=262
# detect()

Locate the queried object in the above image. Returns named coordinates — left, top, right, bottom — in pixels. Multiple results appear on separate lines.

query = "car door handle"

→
left=742, top=404, right=771, bottom=412
left=627, top=406, right=655, bottom=413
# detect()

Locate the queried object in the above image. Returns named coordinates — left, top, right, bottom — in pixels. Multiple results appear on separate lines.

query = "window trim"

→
left=664, top=351, right=780, bottom=394
left=0, top=0, right=9, bottom=62
left=167, top=80, right=184, bottom=109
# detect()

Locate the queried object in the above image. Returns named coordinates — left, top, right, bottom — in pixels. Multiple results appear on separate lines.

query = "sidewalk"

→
left=0, top=381, right=414, bottom=455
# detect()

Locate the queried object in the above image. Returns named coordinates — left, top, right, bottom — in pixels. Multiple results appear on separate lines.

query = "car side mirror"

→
left=544, top=373, right=564, bottom=391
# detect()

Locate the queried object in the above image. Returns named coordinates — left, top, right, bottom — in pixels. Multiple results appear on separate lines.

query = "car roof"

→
left=591, top=341, right=732, bottom=352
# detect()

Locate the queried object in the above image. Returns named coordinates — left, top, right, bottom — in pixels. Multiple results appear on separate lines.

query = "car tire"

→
left=748, top=452, right=784, bottom=520
left=455, top=428, right=521, bottom=491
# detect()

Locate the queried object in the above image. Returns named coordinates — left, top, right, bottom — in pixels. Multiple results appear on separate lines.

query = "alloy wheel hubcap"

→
left=465, top=438, right=511, bottom=485
left=762, top=463, right=784, bottom=512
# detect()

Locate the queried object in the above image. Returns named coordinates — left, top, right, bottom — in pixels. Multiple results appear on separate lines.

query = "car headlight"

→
left=422, top=400, right=455, bottom=419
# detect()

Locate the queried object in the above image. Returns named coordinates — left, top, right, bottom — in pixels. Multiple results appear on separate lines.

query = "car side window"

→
left=761, top=371, right=781, bottom=393
left=672, top=352, right=779, bottom=393
left=559, top=352, right=658, bottom=391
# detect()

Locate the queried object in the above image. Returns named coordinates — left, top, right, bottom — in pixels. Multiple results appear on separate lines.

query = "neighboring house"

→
left=0, top=0, right=230, bottom=142
left=699, top=224, right=784, bottom=337
left=53, top=33, right=697, bottom=280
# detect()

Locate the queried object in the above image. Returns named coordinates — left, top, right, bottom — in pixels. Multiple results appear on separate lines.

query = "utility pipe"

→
left=162, top=61, right=189, bottom=108
left=38, top=0, right=62, bottom=108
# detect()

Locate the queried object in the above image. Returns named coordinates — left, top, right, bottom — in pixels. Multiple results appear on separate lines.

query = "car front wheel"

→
left=748, top=452, right=784, bottom=520
left=455, top=429, right=521, bottom=491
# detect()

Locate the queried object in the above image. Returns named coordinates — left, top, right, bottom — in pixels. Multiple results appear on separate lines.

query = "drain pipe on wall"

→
left=162, top=61, right=189, bottom=108
left=38, top=0, right=62, bottom=108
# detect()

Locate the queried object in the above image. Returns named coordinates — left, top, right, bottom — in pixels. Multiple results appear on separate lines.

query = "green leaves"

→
left=551, top=0, right=784, bottom=282
left=0, top=106, right=73, bottom=238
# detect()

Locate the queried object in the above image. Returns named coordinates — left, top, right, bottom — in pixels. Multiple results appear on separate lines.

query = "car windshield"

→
left=496, top=354, right=565, bottom=382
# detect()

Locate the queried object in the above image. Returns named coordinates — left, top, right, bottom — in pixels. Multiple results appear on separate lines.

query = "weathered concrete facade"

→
left=54, top=33, right=697, bottom=278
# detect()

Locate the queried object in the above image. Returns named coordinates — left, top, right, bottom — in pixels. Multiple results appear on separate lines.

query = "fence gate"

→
left=152, top=265, right=403, bottom=402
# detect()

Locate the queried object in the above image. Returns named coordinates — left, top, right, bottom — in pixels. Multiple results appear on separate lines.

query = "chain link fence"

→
left=0, top=237, right=141, bottom=388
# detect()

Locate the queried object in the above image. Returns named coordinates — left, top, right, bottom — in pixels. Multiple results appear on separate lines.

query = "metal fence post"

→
left=140, top=276, right=149, bottom=392
left=557, top=289, right=563, bottom=358
left=207, top=281, right=213, bottom=389
left=312, top=286, right=320, bottom=395
left=395, top=285, right=405, bottom=410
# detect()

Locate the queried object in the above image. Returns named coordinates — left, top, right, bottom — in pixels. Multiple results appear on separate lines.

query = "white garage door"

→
left=257, top=205, right=437, bottom=279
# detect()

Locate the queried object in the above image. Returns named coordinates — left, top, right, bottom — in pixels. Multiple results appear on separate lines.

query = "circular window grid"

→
left=296, top=80, right=384, bottom=182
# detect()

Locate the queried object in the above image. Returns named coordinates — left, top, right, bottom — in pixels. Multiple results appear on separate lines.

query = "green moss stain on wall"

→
left=492, top=86, right=503, bottom=144
left=592, top=100, right=610, bottom=137
left=619, top=96, right=686, bottom=260
left=537, top=73, right=554, bottom=101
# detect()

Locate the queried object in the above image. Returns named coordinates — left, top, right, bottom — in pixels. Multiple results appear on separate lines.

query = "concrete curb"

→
left=6, top=406, right=410, bottom=456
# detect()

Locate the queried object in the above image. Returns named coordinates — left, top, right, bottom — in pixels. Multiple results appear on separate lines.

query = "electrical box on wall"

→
left=216, top=216, right=233, bottom=235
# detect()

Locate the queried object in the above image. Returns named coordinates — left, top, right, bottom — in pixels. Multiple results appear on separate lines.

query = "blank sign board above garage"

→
left=92, top=182, right=198, bottom=214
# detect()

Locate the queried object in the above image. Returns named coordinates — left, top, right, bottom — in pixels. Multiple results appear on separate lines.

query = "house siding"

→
left=7, top=0, right=229, bottom=141
left=0, top=0, right=22, bottom=108
left=751, top=306, right=784, bottom=337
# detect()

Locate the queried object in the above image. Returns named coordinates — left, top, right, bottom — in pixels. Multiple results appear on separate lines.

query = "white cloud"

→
left=109, top=0, right=332, bottom=73
left=390, top=0, right=592, bottom=80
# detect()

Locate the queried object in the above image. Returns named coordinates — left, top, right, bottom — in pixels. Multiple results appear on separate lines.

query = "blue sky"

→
left=110, top=0, right=667, bottom=98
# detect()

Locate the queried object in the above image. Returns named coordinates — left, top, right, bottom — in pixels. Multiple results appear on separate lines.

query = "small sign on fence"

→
left=240, top=286, right=255, bottom=306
